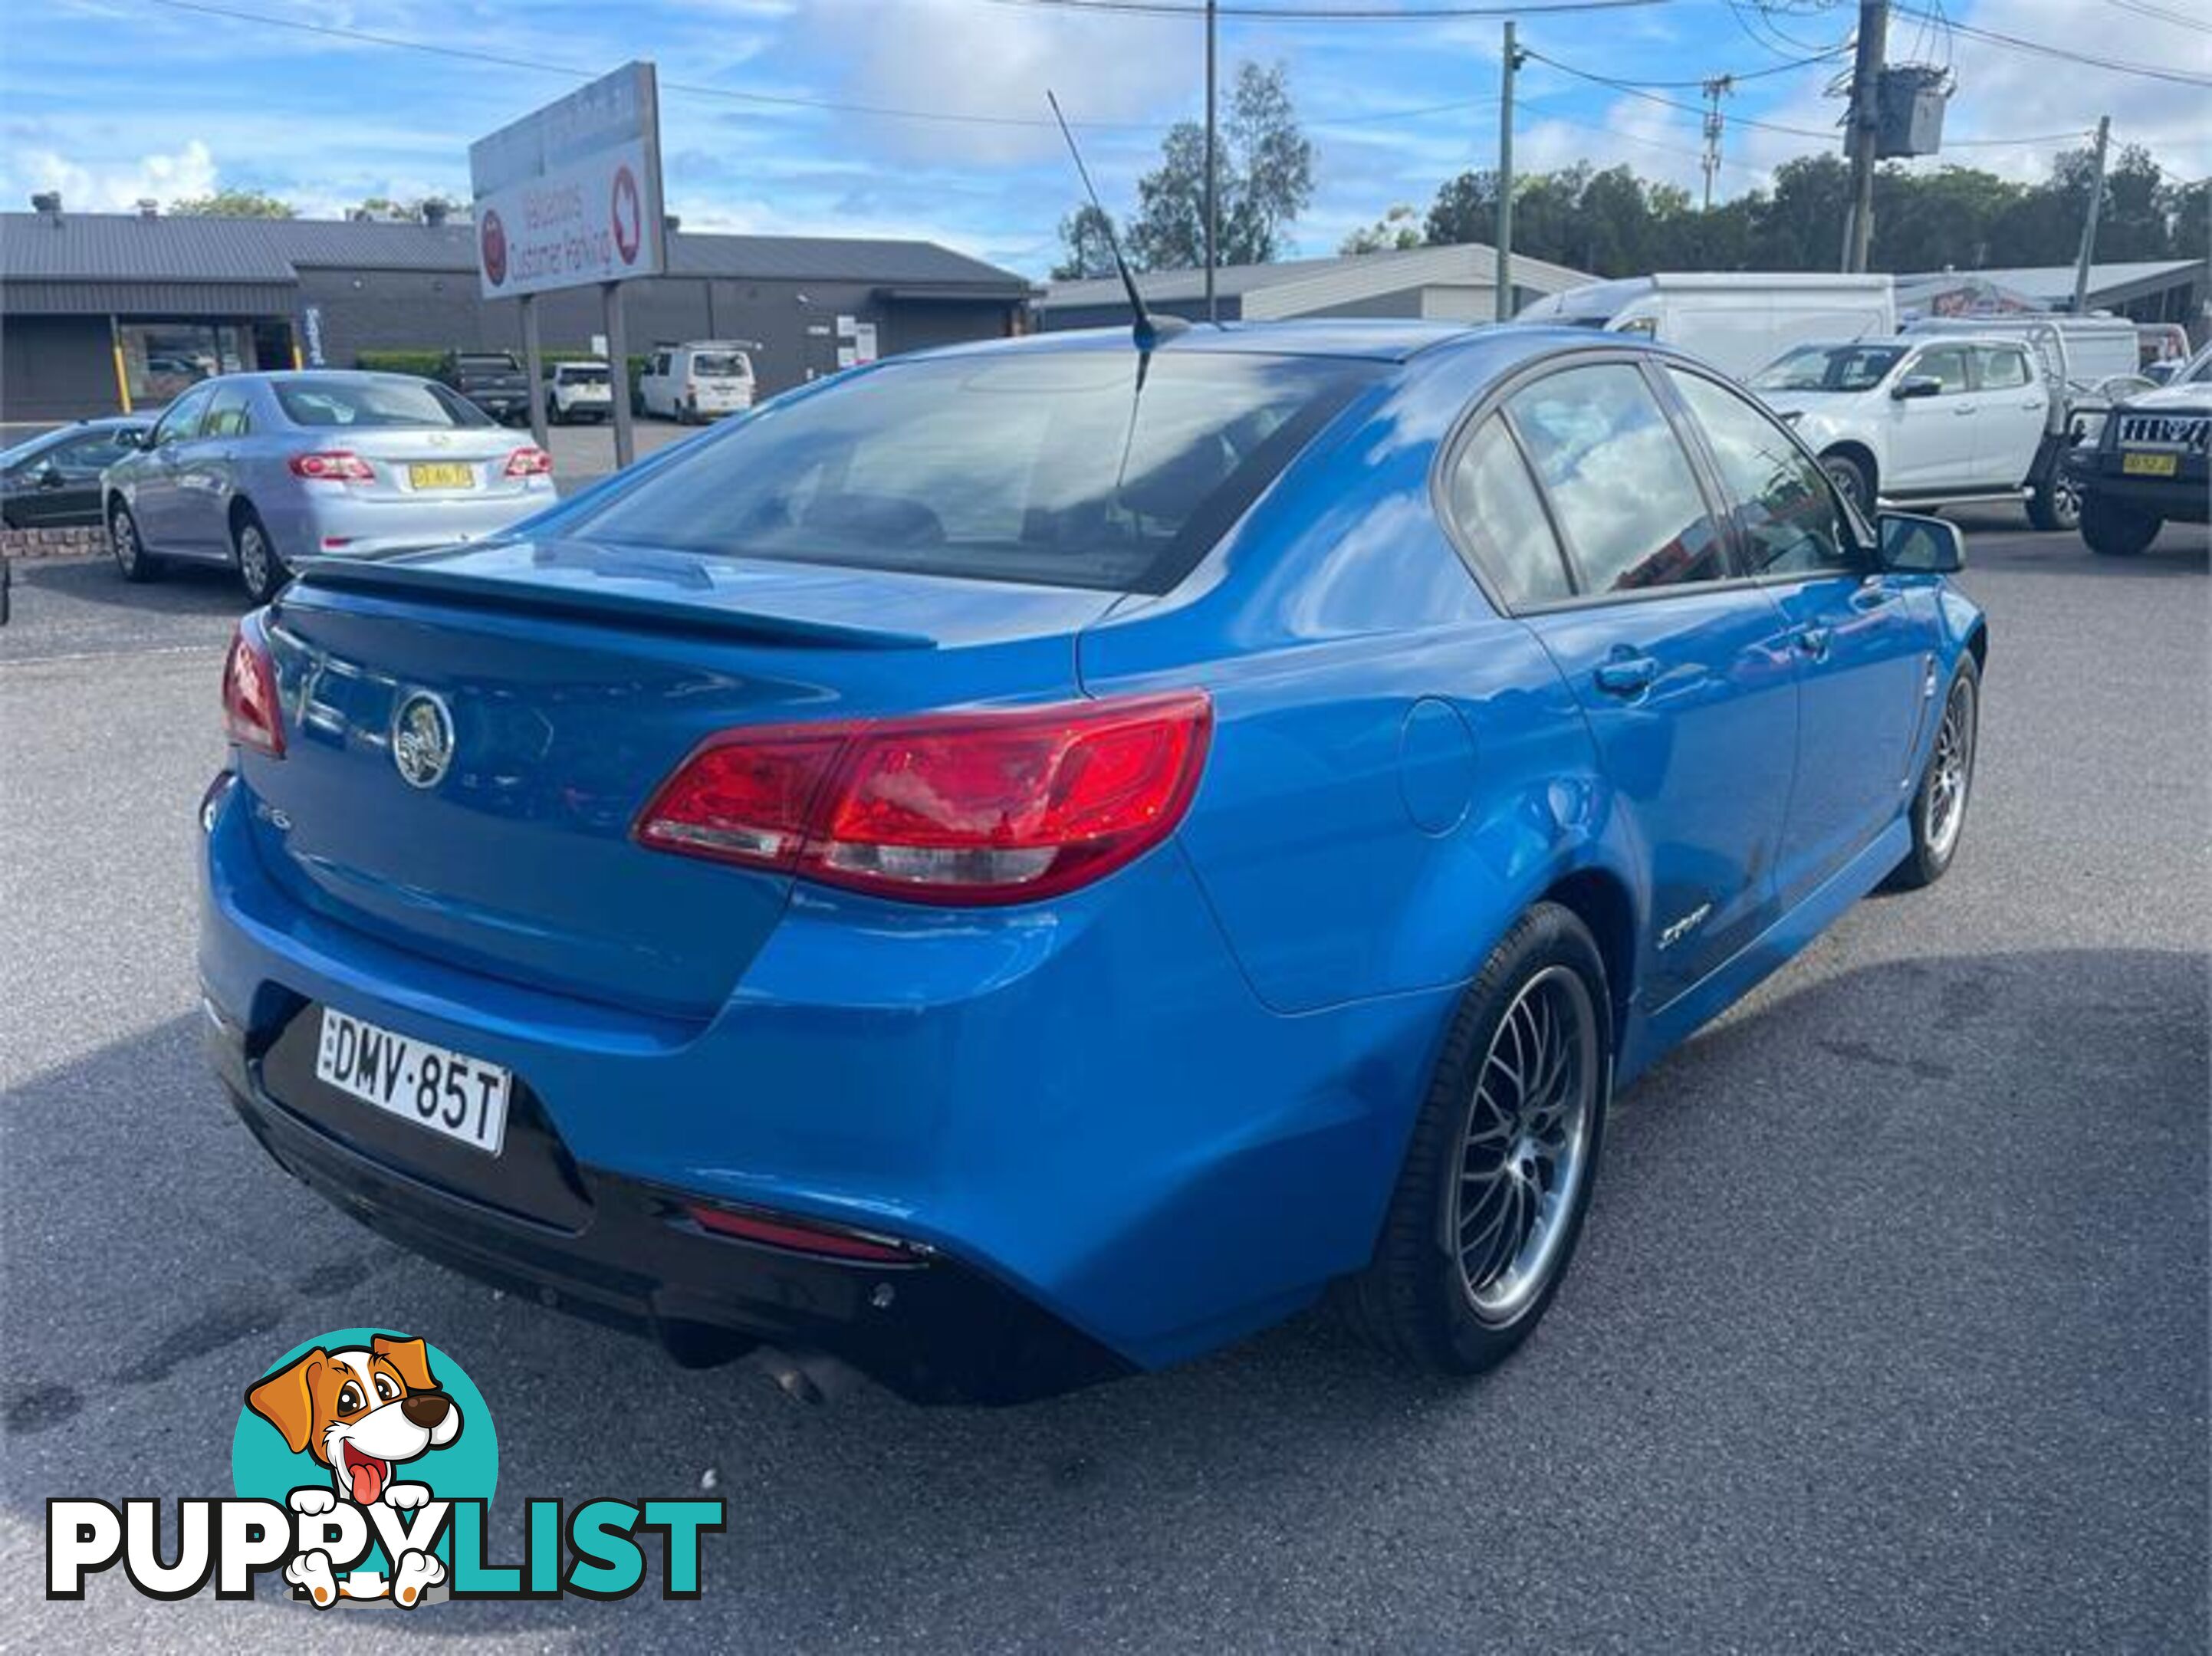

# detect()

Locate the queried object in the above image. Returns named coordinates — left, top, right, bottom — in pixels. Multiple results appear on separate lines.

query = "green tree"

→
left=1126, top=60, right=1313, bottom=270
left=1051, top=204, right=1122, bottom=281
left=1424, top=169, right=1499, bottom=248
left=1750, top=155, right=1852, bottom=269
left=169, top=187, right=296, bottom=219
left=1339, top=204, right=1422, bottom=255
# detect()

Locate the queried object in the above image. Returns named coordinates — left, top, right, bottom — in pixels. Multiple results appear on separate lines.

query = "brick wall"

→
left=1, top=524, right=105, bottom=558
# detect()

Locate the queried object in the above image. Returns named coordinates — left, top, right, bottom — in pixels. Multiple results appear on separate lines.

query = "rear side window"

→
left=276, top=376, right=493, bottom=429
left=1911, top=346, right=1972, bottom=393
left=1668, top=369, right=1859, bottom=580
left=203, top=385, right=254, bottom=439
left=1977, top=347, right=2032, bottom=389
left=1443, top=418, right=1572, bottom=607
left=564, top=351, right=1382, bottom=593
left=1507, top=363, right=1730, bottom=596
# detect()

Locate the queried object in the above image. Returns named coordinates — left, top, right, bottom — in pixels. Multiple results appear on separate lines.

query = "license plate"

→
left=314, top=1007, right=511, bottom=1155
left=2122, top=452, right=2179, bottom=477
left=409, top=462, right=476, bottom=491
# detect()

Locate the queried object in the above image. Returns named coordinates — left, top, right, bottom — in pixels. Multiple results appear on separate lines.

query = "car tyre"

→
left=2079, top=493, right=2161, bottom=557
left=235, top=508, right=288, bottom=604
left=1821, top=451, right=1874, bottom=518
left=110, top=501, right=160, bottom=583
left=2026, top=467, right=2079, bottom=533
left=1336, top=902, right=1611, bottom=1375
left=1888, top=653, right=1979, bottom=891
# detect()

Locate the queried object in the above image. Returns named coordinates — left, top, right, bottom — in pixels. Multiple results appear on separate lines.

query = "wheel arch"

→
left=1533, top=863, right=1638, bottom=1050
left=1819, top=438, right=1879, bottom=498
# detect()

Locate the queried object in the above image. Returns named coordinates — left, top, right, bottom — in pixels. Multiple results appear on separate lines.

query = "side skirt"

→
left=1614, top=815, right=1913, bottom=1089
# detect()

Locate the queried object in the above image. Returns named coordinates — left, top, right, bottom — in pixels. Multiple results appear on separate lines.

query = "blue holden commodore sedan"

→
left=199, top=322, right=1986, bottom=1404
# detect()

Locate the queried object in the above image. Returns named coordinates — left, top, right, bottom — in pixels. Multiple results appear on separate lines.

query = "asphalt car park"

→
left=0, top=511, right=2204, bottom=1649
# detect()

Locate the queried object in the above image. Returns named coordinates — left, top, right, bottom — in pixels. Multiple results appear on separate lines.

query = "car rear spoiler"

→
left=288, top=557, right=937, bottom=652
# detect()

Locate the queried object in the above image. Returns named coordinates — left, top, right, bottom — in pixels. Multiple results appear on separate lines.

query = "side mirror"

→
left=1891, top=375, right=1942, bottom=401
left=32, top=462, right=63, bottom=488
left=1878, top=511, right=1964, bottom=575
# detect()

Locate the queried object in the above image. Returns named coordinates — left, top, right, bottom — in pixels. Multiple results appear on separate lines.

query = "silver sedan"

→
left=103, top=371, right=559, bottom=601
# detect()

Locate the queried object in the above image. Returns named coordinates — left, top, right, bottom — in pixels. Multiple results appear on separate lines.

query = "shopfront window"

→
left=119, top=322, right=248, bottom=407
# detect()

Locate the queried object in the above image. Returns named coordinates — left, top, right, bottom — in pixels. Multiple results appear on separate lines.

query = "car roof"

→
left=918, top=318, right=1483, bottom=366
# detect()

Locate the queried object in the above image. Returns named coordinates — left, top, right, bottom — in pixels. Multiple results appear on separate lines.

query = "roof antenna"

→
left=1047, top=90, right=1185, bottom=355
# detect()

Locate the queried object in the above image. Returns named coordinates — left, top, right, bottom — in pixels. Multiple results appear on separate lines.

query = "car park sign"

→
left=468, top=62, right=666, bottom=299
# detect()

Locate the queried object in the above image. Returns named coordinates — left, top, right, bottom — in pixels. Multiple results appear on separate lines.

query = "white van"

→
left=1517, top=273, right=1896, bottom=380
left=638, top=342, right=758, bottom=424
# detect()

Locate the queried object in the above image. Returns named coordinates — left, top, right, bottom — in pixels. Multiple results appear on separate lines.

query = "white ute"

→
left=1751, top=333, right=2080, bottom=531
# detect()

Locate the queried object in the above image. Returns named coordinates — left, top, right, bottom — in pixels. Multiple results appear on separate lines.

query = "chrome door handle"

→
left=1594, top=653, right=1660, bottom=697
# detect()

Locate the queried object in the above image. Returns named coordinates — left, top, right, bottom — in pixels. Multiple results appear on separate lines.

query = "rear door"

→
left=1479, top=357, right=1800, bottom=1006
left=1665, top=366, right=1931, bottom=906
left=1970, top=343, right=2049, bottom=487
left=171, top=380, right=255, bottom=554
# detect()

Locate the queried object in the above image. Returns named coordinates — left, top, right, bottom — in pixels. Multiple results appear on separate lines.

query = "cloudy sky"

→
left=5, top=0, right=2207, bottom=275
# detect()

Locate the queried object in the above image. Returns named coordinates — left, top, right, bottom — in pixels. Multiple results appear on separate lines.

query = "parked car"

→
left=199, top=323, right=1985, bottom=1404
left=104, top=371, right=555, bottom=601
left=548, top=359, right=613, bottom=424
left=1753, top=333, right=2081, bottom=529
left=435, top=350, right=532, bottom=424
left=2063, top=341, right=2211, bottom=557
left=0, top=416, right=153, bottom=527
left=638, top=341, right=756, bottom=422
left=1515, top=273, right=1896, bottom=380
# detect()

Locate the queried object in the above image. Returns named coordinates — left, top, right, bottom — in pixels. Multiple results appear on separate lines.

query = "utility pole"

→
left=2070, top=114, right=2112, bottom=316
left=1204, top=0, right=1219, bottom=323
left=1495, top=20, right=1521, bottom=323
left=1842, top=0, right=1888, bottom=273
left=1700, top=74, right=1733, bottom=213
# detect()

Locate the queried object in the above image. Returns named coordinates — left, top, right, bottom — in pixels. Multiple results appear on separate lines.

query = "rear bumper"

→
left=205, top=1002, right=1131, bottom=1403
left=198, top=770, right=1452, bottom=1395
left=262, top=485, right=556, bottom=561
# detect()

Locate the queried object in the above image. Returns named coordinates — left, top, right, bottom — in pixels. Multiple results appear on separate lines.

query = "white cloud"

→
left=18, top=138, right=218, bottom=210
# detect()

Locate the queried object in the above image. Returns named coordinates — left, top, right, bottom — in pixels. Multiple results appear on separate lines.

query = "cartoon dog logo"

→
left=244, top=1334, right=462, bottom=1608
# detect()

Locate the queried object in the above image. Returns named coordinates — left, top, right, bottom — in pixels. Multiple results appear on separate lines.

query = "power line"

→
left=1522, top=48, right=1842, bottom=138
left=1891, top=5, right=2212, bottom=87
left=2101, top=0, right=2212, bottom=36
left=975, top=0, right=1669, bottom=16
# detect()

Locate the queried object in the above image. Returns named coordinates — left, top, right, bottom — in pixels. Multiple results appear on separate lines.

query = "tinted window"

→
left=565, top=352, right=1380, bottom=593
left=203, top=385, right=253, bottom=439
left=1977, top=347, right=2031, bottom=389
left=1909, top=346, right=1972, bottom=394
left=275, top=376, right=491, bottom=429
left=1669, top=370, right=1859, bottom=579
left=151, top=386, right=214, bottom=446
left=1507, top=363, right=1729, bottom=595
left=691, top=353, right=750, bottom=378
left=557, top=365, right=610, bottom=384
left=1444, top=417, right=1571, bottom=607
left=49, top=429, right=142, bottom=472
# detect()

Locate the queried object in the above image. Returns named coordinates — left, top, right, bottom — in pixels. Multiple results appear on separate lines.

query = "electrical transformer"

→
left=1876, top=66, right=1951, bottom=159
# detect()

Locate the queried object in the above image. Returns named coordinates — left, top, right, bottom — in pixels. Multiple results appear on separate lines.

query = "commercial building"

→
left=1037, top=243, right=1593, bottom=331
left=1900, top=258, right=2209, bottom=339
left=0, top=199, right=1036, bottom=422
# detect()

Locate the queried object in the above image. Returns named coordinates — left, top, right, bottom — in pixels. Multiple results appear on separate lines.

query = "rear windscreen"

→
left=561, top=351, right=1382, bottom=593
left=690, top=354, right=750, bottom=379
left=277, top=377, right=494, bottom=429
left=560, top=366, right=611, bottom=383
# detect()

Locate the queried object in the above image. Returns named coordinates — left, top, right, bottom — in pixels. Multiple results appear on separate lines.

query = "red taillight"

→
left=503, top=445, right=554, bottom=478
left=635, top=692, right=1211, bottom=905
left=222, top=623, right=284, bottom=757
left=684, top=1204, right=917, bottom=1263
left=287, top=450, right=375, bottom=482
